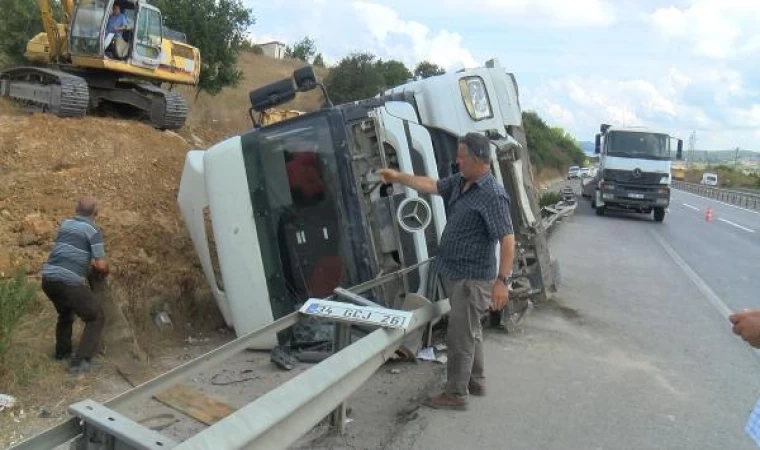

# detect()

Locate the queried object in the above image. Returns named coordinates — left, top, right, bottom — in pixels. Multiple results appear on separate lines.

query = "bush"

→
left=0, top=269, right=37, bottom=359
left=539, top=191, right=563, bottom=207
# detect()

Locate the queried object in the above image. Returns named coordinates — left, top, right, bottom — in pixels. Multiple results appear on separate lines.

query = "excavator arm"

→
left=61, top=0, right=75, bottom=20
left=37, top=0, right=62, bottom=60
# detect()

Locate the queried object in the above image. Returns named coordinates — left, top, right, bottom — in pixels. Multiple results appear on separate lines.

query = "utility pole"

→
left=734, top=146, right=740, bottom=168
left=687, top=131, right=696, bottom=168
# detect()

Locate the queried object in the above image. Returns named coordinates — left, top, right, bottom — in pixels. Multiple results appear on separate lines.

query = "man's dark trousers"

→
left=41, top=278, right=104, bottom=360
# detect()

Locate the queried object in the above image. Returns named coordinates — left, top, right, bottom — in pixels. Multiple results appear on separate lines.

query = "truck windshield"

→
left=243, top=114, right=348, bottom=316
left=606, top=132, right=670, bottom=160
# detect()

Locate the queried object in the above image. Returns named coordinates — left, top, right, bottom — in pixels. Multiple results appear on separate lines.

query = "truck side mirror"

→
left=676, top=139, right=683, bottom=160
left=594, top=134, right=601, bottom=154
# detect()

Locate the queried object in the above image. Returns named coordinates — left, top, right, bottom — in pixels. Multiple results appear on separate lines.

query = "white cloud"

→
left=438, top=0, right=616, bottom=27
left=352, top=2, right=477, bottom=70
left=526, top=68, right=760, bottom=149
left=651, top=1, right=760, bottom=59
left=246, top=1, right=478, bottom=70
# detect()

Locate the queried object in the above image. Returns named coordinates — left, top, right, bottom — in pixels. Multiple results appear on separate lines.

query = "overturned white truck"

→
left=177, top=60, right=559, bottom=347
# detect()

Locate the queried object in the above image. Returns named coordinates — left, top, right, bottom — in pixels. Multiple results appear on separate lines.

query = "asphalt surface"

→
left=391, top=182, right=760, bottom=450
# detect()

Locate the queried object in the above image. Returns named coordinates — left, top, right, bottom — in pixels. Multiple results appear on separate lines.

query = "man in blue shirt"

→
left=378, top=132, right=515, bottom=411
left=106, top=4, right=129, bottom=38
left=41, top=196, right=109, bottom=374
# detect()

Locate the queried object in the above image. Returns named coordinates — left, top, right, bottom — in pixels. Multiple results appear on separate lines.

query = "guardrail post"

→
left=330, top=322, right=352, bottom=435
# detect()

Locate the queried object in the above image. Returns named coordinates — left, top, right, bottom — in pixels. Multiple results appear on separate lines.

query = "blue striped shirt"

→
left=431, top=172, right=513, bottom=280
left=41, top=216, right=106, bottom=285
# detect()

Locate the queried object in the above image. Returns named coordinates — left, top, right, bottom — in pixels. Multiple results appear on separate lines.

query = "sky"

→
left=246, top=0, right=760, bottom=151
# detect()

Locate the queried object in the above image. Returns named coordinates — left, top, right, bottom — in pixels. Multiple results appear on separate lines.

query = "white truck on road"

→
left=586, top=124, right=683, bottom=222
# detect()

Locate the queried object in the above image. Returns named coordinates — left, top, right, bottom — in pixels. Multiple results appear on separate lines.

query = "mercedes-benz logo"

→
left=632, top=168, right=643, bottom=178
left=396, top=197, right=432, bottom=233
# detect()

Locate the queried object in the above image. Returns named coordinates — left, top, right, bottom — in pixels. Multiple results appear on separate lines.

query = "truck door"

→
left=374, top=102, right=447, bottom=294
left=130, top=3, right=163, bottom=68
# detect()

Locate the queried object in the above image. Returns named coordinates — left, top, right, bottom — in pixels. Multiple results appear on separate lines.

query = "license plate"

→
left=299, top=298, right=413, bottom=330
left=628, top=193, right=645, bottom=199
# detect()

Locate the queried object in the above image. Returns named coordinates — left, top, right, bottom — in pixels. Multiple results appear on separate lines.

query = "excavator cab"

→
left=69, top=0, right=162, bottom=67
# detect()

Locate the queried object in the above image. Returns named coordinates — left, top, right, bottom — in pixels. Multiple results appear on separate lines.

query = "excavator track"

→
left=0, top=67, right=89, bottom=118
left=136, top=83, right=189, bottom=130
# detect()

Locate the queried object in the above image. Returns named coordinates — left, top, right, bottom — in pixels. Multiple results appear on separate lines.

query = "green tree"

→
left=313, top=53, right=325, bottom=67
left=522, top=111, right=584, bottom=172
left=414, top=60, right=445, bottom=79
left=324, top=52, right=385, bottom=104
left=0, top=0, right=62, bottom=67
left=285, top=36, right=317, bottom=62
left=377, top=59, right=412, bottom=89
left=152, top=0, right=255, bottom=96
left=240, top=39, right=263, bottom=54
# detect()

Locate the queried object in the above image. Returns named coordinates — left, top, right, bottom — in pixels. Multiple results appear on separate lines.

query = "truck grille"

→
left=604, top=169, right=663, bottom=185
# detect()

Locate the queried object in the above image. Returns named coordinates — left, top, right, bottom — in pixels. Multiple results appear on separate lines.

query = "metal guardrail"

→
left=9, top=294, right=450, bottom=450
left=672, top=181, right=760, bottom=210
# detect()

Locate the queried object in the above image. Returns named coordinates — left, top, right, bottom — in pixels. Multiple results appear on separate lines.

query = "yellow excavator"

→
left=0, top=0, right=200, bottom=129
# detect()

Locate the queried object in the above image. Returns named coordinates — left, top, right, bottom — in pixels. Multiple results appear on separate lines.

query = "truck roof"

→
left=605, top=125, right=672, bottom=136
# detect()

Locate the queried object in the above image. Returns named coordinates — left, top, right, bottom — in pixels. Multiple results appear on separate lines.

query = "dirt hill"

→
left=0, top=52, right=328, bottom=433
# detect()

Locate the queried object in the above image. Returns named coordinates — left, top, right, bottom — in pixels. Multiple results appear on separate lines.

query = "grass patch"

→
left=0, top=274, right=59, bottom=394
left=539, top=191, right=563, bottom=207
left=0, top=269, right=37, bottom=360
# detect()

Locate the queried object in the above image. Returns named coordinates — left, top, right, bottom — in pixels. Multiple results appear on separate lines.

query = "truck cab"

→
left=177, top=61, right=556, bottom=348
left=590, top=124, right=683, bottom=222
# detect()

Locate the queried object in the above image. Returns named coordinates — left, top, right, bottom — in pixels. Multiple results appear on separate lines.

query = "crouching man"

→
left=41, top=196, right=109, bottom=374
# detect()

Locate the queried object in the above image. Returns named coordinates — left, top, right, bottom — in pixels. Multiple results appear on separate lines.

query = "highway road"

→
left=663, top=188, right=760, bottom=314
left=389, top=183, right=760, bottom=450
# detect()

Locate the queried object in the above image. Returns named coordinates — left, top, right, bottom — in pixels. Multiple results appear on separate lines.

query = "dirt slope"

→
left=0, top=52, right=328, bottom=431
left=0, top=50, right=327, bottom=311
left=180, top=51, right=328, bottom=143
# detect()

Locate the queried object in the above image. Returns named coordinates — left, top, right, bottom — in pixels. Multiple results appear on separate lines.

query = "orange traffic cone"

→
left=705, top=207, right=713, bottom=222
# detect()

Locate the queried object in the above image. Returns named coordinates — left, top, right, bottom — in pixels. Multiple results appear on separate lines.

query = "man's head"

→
left=75, top=196, right=98, bottom=218
left=111, top=4, right=121, bottom=16
left=456, top=132, right=492, bottom=181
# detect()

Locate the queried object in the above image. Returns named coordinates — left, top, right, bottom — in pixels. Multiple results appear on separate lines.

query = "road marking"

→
left=717, top=218, right=756, bottom=233
left=651, top=231, right=732, bottom=319
left=682, top=203, right=699, bottom=211
left=652, top=230, right=760, bottom=361
left=673, top=188, right=760, bottom=216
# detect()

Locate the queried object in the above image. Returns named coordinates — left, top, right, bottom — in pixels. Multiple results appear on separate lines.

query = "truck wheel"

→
left=653, top=207, right=665, bottom=222
left=595, top=205, right=605, bottom=216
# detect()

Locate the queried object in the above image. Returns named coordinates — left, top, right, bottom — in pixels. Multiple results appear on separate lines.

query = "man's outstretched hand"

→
left=376, top=168, right=400, bottom=184
left=730, top=309, right=760, bottom=348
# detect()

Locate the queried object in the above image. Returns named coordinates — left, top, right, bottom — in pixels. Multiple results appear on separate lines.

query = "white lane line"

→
left=718, top=218, right=756, bottom=233
left=651, top=230, right=760, bottom=361
left=682, top=203, right=700, bottom=211
left=651, top=231, right=732, bottom=319
left=673, top=188, right=760, bottom=216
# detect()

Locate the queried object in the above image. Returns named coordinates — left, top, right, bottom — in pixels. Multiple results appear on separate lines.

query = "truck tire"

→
left=653, top=207, right=665, bottom=222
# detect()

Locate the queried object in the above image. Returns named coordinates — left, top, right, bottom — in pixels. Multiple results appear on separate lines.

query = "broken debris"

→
left=0, top=394, right=16, bottom=413
left=271, top=346, right=298, bottom=371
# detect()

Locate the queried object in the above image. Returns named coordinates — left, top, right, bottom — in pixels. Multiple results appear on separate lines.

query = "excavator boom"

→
left=38, top=0, right=62, bottom=60
left=61, top=0, right=75, bottom=21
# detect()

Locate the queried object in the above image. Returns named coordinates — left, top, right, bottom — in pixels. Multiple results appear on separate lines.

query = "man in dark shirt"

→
left=378, top=132, right=515, bottom=410
left=41, top=196, right=109, bottom=374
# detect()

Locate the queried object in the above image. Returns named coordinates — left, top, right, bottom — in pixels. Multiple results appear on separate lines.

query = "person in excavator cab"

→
left=105, top=3, right=130, bottom=59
